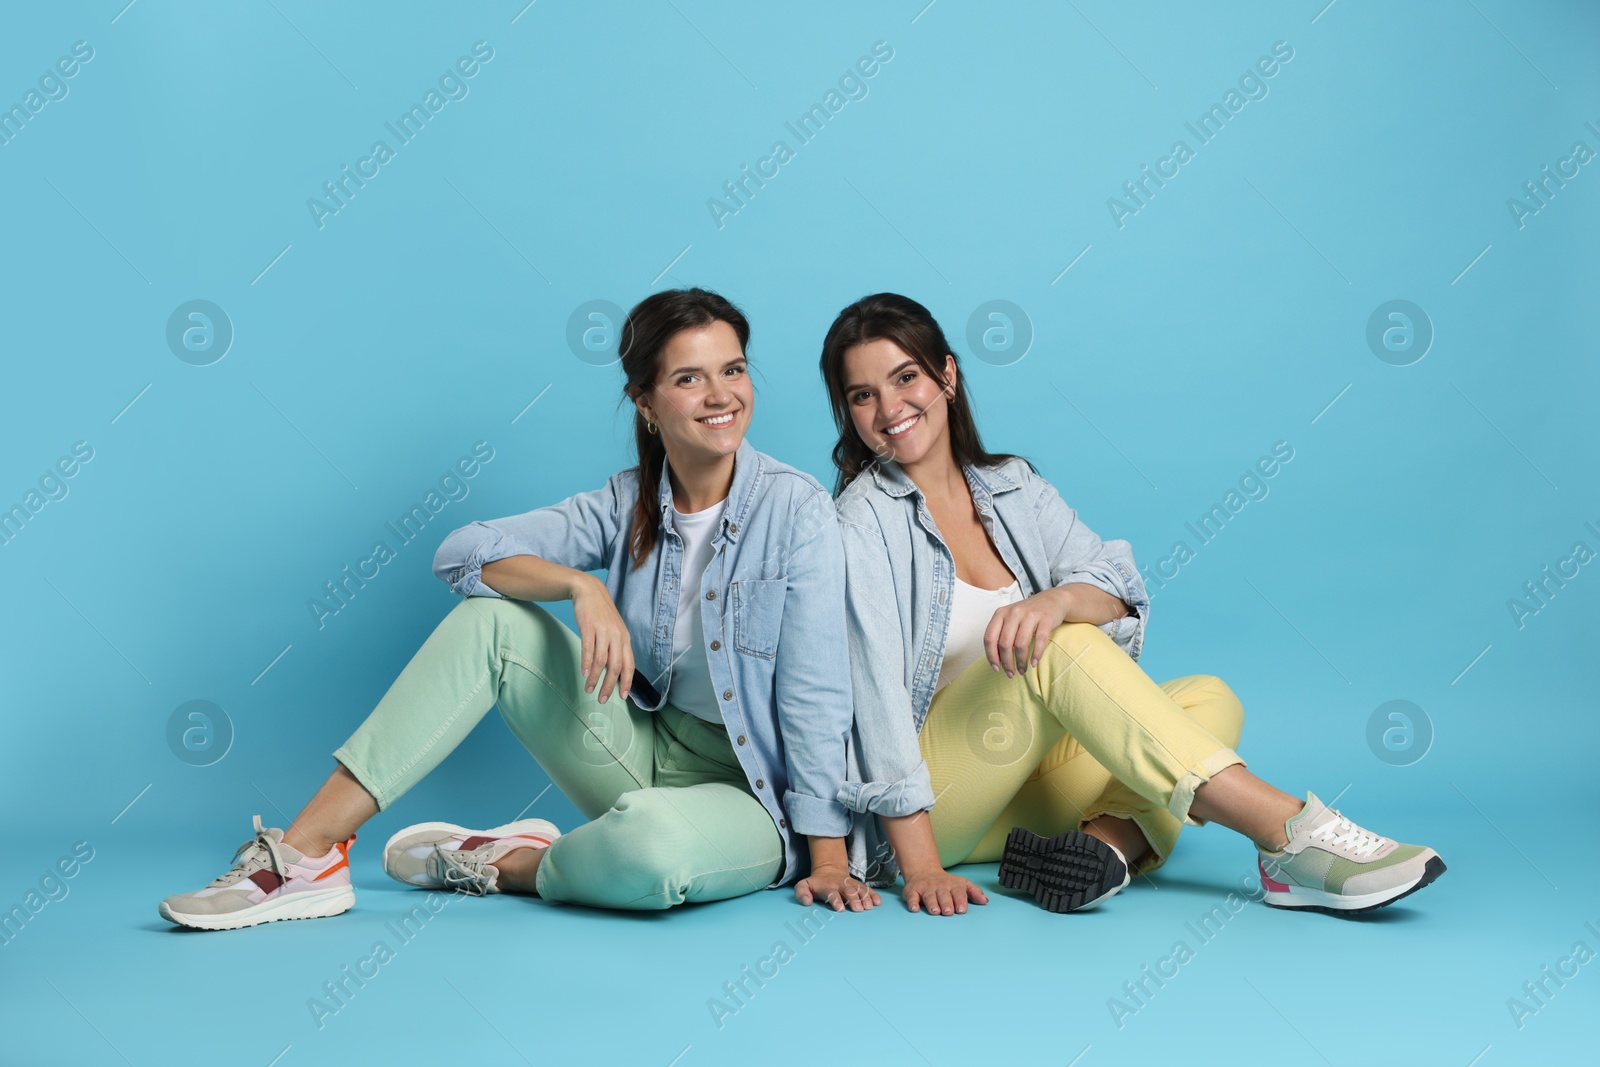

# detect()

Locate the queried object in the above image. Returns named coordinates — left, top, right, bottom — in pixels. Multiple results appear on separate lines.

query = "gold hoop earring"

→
left=646, top=420, right=658, bottom=435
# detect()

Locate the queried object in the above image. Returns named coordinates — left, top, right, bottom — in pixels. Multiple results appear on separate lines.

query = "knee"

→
left=1046, top=620, right=1115, bottom=658
left=450, top=596, right=561, bottom=657
left=445, top=595, right=512, bottom=636
left=454, top=595, right=547, bottom=628
left=601, top=790, right=696, bottom=888
left=1196, top=675, right=1246, bottom=740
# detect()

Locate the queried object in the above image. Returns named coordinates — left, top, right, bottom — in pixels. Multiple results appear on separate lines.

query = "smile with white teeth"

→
left=883, top=414, right=919, bottom=437
left=697, top=411, right=736, bottom=427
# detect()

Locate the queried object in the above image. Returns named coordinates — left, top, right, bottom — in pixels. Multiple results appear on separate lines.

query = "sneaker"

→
left=1258, top=792, right=1446, bottom=916
left=159, top=816, right=355, bottom=930
left=998, top=827, right=1130, bottom=913
left=381, top=819, right=560, bottom=896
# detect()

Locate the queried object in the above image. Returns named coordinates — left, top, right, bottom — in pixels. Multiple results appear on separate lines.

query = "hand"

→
left=794, top=865, right=882, bottom=912
left=901, top=867, right=989, bottom=916
left=570, top=577, right=635, bottom=703
left=984, top=589, right=1074, bottom=678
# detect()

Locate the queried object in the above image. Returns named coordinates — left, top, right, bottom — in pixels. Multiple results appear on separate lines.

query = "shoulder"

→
left=986, top=454, right=1041, bottom=487
left=982, top=455, right=1055, bottom=507
left=751, top=449, right=827, bottom=496
left=745, top=447, right=832, bottom=505
left=832, top=465, right=893, bottom=529
left=601, top=466, right=642, bottom=508
left=748, top=449, right=835, bottom=524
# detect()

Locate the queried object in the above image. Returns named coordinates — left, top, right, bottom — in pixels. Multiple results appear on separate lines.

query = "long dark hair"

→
left=818, top=292, right=1026, bottom=496
left=617, top=287, right=751, bottom=569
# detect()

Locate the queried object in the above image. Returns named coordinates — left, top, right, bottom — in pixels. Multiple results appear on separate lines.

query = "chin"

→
left=879, top=436, right=927, bottom=465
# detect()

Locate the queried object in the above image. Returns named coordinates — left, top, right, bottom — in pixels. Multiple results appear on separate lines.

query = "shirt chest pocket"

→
left=730, top=577, right=786, bottom=659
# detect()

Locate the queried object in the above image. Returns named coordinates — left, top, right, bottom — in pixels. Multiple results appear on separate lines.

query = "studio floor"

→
left=3, top=786, right=1594, bottom=1066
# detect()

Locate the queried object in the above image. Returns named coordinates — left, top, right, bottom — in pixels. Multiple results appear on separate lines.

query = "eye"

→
left=724, top=363, right=746, bottom=377
left=677, top=373, right=699, bottom=386
left=850, top=389, right=872, bottom=405
left=897, top=370, right=918, bottom=385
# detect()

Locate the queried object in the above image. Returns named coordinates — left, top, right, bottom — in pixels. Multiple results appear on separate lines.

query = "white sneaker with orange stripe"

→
left=159, top=815, right=356, bottom=931
left=381, top=819, right=560, bottom=895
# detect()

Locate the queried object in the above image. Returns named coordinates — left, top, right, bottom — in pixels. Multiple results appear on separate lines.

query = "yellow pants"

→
left=918, top=621, right=1246, bottom=876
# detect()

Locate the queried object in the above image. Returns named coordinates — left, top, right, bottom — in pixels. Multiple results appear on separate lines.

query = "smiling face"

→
left=840, top=337, right=956, bottom=467
left=633, top=319, right=754, bottom=467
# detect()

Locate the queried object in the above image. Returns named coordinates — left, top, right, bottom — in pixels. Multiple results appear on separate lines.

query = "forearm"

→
left=479, top=555, right=598, bottom=602
left=882, top=809, right=943, bottom=878
left=1046, top=581, right=1131, bottom=625
left=807, top=835, right=850, bottom=874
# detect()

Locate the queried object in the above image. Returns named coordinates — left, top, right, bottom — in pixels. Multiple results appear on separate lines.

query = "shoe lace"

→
left=209, top=815, right=287, bottom=888
left=1309, top=810, right=1388, bottom=858
left=432, top=846, right=500, bottom=896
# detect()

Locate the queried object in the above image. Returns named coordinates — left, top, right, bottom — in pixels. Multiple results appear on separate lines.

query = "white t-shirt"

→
left=667, top=499, right=728, bottom=723
left=935, top=574, right=1025, bottom=694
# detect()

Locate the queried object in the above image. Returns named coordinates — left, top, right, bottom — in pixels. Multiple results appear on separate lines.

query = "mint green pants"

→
left=333, top=597, right=783, bottom=909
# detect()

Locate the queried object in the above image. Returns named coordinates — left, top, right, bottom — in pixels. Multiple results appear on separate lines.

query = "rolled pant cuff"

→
left=332, top=748, right=395, bottom=812
left=1168, top=748, right=1246, bottom=828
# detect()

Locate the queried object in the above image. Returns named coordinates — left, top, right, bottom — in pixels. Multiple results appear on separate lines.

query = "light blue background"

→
left=1, top=1, right=1595, bottom=1064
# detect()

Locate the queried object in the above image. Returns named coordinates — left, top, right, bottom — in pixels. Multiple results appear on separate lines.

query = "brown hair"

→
left=617, top=287, right=751, bottom=568
left=817, top=292, right=1026, bottom=496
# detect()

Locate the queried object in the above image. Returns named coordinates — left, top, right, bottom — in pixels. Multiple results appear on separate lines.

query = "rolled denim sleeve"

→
left=432, top=476, right=626, bottom=599
left=772, top=489, right=855, bottom=838
left=1031, top=470, right=1151, bottom=662
left=833, top=510, right=937, bottom=818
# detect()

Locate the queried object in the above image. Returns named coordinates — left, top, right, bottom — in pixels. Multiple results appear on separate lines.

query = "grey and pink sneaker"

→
left=159, top=815, right=356, bottom=931
left=1258, top=793, right=1446, bottom=916
left=381, top=819, right=560, bottom=896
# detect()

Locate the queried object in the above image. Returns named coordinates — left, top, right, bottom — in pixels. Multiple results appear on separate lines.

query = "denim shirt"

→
left=432, top=438, right=855, bottom=888
left=830, top=454, right=1151, bottom=886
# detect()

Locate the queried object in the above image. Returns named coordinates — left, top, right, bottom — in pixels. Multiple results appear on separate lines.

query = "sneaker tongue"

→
left=263, top=826, right=305, bottom=864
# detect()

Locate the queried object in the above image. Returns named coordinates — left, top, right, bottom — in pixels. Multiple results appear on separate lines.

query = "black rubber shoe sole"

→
left=997, top=827, right=1129, bottom=913
left=1262, top=855, right=1448, bottom=918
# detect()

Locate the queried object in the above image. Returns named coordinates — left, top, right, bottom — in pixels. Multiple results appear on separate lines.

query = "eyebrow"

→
left=843, top=358, right=917, bottom=395
left=663, top=355, right=747, bottom=378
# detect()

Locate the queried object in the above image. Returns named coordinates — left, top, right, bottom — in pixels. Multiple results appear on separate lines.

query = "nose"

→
left=705, top=377, right=733, bottom=409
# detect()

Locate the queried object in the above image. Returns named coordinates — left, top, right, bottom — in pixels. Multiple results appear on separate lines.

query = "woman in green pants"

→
left=159, top=287, right=878, bottom=929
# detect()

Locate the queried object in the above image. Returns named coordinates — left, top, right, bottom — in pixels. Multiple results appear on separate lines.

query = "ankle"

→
left=283, top=828, right=337, bottom=858
left=489, top=846, right=545, bottom=895
left=1084, top=816, right=1151, bottom=865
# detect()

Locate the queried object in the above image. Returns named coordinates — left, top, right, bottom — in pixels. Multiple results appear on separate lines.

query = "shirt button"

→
left=710, top=640, right=721, bottom=651
left=724, top=690, right=734, bottom=701
left=730, top=523, right=738, bottom=533
left=779, top=818, right=787, bottom=828
left=755, top=778, right=764, bottom=789
left=736, top=734, right=746, bottom=745
left=706, top=590, right=717, bottom=600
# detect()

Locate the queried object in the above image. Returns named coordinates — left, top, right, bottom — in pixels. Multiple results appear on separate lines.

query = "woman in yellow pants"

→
left=820, top=293, right=1446, bottom=917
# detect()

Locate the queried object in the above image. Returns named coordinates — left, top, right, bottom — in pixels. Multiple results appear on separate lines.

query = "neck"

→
left=900, top=437, right=966, bottom=503
left=667, top=445, right=737, bottom=513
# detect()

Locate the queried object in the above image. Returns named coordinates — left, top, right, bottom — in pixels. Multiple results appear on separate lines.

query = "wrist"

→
left=808, top=861, right=851, bottom=876
left=807, top=835, right=850, bottom=874
left=1045, top=583, right=1080, bottom=621
left=565, top=572, right=602, bottom=601
left=898, top=860, right=947, bottom=880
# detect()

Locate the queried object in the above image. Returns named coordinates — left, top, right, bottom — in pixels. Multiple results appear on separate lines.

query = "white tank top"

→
left=936, top=574, right=1025, bottom=694
left=667, top=499, right=728, bottom=722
